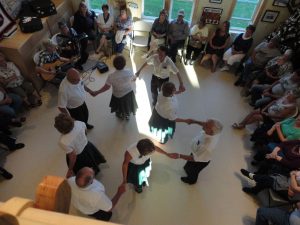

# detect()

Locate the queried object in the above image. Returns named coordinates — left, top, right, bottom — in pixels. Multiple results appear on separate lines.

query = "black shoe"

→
left=116, top=112, right=124, bottom=120
left=251, top=160, right=260, bottom=166
left=240, top=169, right=252, bottom=179
left=125, top=115, right=130, bottom=121
left=242, top=187, right=256, bottom=195
left=11, top=121, right=22, bottom=127
left=86, top=124, right=94, bottom=130
left=135, top=186, right=143, bottom=193
left=234, top=79, right=242, bottom=86
left=0, top=167, right=13, bottom=179
left=190, top=60, right=195, bottom=65
left=181, top=177, right=196, bottom=185
left=9, top=143, right=25, bottom=151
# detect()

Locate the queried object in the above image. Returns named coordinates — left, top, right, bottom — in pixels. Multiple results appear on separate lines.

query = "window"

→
left=142, top=0, right=194, bottom=22
left=230, top=0, right=261, bottom=31
left=143, top=0, right=165, bottom=18
left=88, top=0, right=107, bottom=13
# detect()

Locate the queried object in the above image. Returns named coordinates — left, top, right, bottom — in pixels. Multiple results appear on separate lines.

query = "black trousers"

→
left=186, top=45, right=204, bottom=60
left=76, top=38, right=89, bottom=66
left=0, top=134, right=16, bottom=149
left=151, top=75, right=169, bottom=106
left=89, top=209, right=112, bottom=221
left=67, top=102, right=89, bottom=124
left=169, top=39, right=185, bottom=62
left=183, top=160, right=210, bottom=183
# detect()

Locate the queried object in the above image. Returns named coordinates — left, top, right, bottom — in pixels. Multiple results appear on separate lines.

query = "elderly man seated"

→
left=68, top=167, right=125, bottom=221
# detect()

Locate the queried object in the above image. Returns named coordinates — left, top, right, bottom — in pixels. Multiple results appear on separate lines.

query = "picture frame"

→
left=261, top=10, right=279, bottom=23
left=288, top=0, right=300, bottom=13
left=209, top=0, right=222, bottom=3
left=201, top=7, right=223, bottom=25
left=0, top=3, right=15, bottom=38
left=273, top=0, right=289, bottom=7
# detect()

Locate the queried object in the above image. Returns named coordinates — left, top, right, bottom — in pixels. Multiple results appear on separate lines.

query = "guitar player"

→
left=35, top=39, right=71, bottom=82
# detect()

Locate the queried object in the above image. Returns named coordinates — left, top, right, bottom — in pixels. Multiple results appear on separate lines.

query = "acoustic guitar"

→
left=40, top=60, right=65, bottom=81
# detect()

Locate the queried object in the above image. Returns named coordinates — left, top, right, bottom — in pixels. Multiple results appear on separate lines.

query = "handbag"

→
left=94, top=62, right=109, bottom=74
left=30, top=0, right=57, bottom=18
left=19, top=16, right=43, bottom=33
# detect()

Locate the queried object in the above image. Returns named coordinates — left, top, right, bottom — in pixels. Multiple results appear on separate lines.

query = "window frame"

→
left=142, top=0, right=165, bottom=20
left=169, top=0, right=195, bottom=23
left=87, top=0, right=107, bottom=15
left=229, top=0, right=263, bottom=32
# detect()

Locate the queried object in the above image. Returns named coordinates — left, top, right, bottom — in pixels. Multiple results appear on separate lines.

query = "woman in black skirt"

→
left=54, top=113, right=106, bottom=178
left=200, top=21, right=230, bottom=72
left=149, top=82, right=191, bottom=144
left=94, top=55, right=137, bottom=120
left=122, top=138, right=178, bottom=193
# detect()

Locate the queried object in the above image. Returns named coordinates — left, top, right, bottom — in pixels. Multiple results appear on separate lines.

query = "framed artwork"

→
left=261, top=10, right=279, bottom=23
left=0, top=3, right=15, bottom=37
left=288, top=0, right=300, bottom=13
left=209, top=0, right=222, bottom=3
left=201, top=7, right=223, bottom=25
left=273, top=0, right=289, bottom=7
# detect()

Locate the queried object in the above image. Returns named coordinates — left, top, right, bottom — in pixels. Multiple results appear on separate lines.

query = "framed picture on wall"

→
left=209, top=0, right=222, bottom=3
left=201, top=7, right=223, bottom=25
left=273, top=0, right=289, bottom=7
left=261, top=10, right=279, bottom=23
left=0, top=3, right=15, bottom=38
left=288, top=0, right=300, bottom=13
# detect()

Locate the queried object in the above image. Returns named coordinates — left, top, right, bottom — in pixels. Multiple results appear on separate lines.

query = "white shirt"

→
left=58, top=78, right=86, bottom=109
left=191, top=128, right=220, bottom=162
left=59, top=121, right=88, bottom=155
left=146, top=54, right=179, bottom=79
left=0, top=62, right=24, bottom=88
left=68, top=177, right=112, bottom=215
left=127, top=143, right=151, bottom=165
left=190, top=25, right=209, bottom=44
left=97, top=13, right=114, bottom=30
left=106, top=69, right=134, bottom=98
left=155, top=92, right=178, bottom=121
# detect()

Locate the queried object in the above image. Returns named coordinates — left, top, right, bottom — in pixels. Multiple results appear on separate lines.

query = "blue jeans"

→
left=256, top=207, right=290, bottom=225
left=0, top=93, right=22, bottom=118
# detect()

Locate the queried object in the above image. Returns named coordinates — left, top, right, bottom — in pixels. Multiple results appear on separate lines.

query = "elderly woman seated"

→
left=232, top=92, right=297, bottom=129
left=250, top=69, right=300, bottom=109
left=0, top=52, right=41, bottom=107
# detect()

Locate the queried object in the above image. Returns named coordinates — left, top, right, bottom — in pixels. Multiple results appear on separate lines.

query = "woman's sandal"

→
left=232, top=123, right=244, bottom=129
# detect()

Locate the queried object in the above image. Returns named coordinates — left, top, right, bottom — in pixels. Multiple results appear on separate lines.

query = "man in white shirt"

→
left=58, top=68, right=95, bottom=129
left=177, top=119, right=223, bottom=184
left=135, top=45, right=185, bottom=106
left=68, top=167, right=125, bottom=221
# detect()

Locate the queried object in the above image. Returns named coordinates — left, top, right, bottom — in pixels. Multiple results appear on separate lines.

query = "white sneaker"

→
left=220, top=65, right=229, bottom=71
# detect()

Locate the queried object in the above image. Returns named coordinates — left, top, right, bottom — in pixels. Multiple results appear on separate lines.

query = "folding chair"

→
left=130, top=20, right=152, bottom=55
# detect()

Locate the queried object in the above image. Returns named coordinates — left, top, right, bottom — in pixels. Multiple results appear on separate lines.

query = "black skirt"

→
left=66, top=141, right=106, bottom=175
left=206, top=45, right=225, bottom=58
left=109, top=90, right=138, bottom=115
left=148, top=108, right=176, bottom=144
left=127, top=158, right=151, bottom=188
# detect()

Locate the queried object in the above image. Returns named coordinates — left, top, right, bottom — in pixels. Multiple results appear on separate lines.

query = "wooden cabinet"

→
left=0, top=0, right=73, bottom=88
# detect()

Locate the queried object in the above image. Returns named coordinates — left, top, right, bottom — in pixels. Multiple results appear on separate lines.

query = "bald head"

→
left=75, top=167, right=95, bottom=188
left=67, top=68, right=81, bottom=84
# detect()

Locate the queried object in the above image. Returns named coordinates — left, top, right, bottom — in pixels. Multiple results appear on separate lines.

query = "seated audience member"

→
left=0, top=167, right=13, bottom=180
left=168, top=9, right=189, bottom=63
left=250, top=69, right=300, bottom=109
left=251, top=49, right=294, bottom=86
left=56, top=21, right=89, bottom=71
left=148, top=82, right=190, bottom=144
left=235, top=37, right=281, bottom=86
left=114, top=8, right=132, bottom=54
left=0, top=52, right=41, bottom=107
left=0, top=86, right=23, bottom=120
left=241, top=169, right=300, bottom=202
left=93, top=55, right=137, bottom=120
left=232, top=92, right=297, bottom=129
left=146, top=9, right=169, bottom=58
left=35, top=40, right=70, bottom=82
left=254, top=203, right=300, bottom=225
left=122, top=138, right=178, bottom=193
left=111, top=0, right=132, bottom=20
left=184, top=18, right=209, bottom=65
left=73, top=2, right=97, bottom=42
left=96, top=4, right=114, bottom=56
left=0, top=115, right=25, bottom=151
left=200, top=21, right=231, bottom=72
left=68, top=167, right=125, bottom=221
left=177, top=119, right=223, bottom=184
left=54, top=113, right=106, bottom=178
left=251, top=115, right=300, bottom=146
left=220, top=25, right=255, bottom=71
